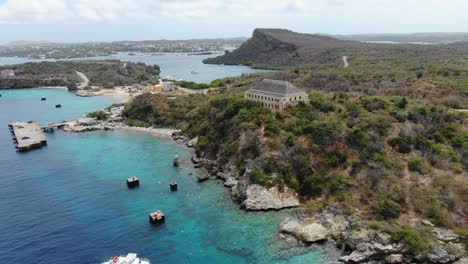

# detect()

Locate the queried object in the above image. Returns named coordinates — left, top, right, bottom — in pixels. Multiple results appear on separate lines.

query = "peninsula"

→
left=0, top=60, right=160, bottom=90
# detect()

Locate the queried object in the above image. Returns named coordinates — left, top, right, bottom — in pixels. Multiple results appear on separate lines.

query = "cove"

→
left=0, top=88, right=340, bottom=263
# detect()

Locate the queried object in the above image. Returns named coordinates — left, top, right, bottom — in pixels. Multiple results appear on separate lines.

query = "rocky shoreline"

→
left=172, top=134, right=467, bottom=263
left=278, top=207, right=466, bottom=263
left=59, top=107, right=466, bottom=264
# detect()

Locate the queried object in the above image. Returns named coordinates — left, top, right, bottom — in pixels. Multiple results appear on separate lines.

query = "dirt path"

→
left=402, top=162, right=416, bottom=224
left=342, top=56, right=349, bottom=68
left=74, top=70, right=89, bottom=89
left=177, top=87, right=210, bottom=94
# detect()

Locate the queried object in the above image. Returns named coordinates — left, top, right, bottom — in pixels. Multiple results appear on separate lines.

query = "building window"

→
left=299, top=96, right=301, bottom=99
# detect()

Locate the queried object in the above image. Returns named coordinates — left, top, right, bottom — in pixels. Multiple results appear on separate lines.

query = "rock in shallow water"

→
left=241, top=184, right=300, bottom=211
left=279, top=218, right=329, bottom=243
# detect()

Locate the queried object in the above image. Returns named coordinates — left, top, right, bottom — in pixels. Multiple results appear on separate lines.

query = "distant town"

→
left=0, top=38, right=247, bottom=59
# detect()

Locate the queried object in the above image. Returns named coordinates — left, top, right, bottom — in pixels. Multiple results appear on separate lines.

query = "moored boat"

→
left=101, top=253, right=150, bottom=264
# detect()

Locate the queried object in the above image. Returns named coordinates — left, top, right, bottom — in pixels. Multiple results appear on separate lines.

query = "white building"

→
left=162, top=81, right=175, bottom=92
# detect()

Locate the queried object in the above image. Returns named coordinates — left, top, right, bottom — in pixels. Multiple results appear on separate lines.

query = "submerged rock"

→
left=241, top=184, right=300, bottom=211
left=196, top=173, right=210, bottom=182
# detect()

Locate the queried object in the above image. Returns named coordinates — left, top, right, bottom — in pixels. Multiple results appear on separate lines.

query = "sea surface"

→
left=0, top=53, right=273, bottom=83
left=0, top=88, right=341, bottom=263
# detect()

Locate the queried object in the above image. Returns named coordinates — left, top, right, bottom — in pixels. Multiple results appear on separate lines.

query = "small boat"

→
left=101, top=253, right=150, bottom=264
left=41, top=97, right=46, bottom=101
left=173, top=155, right=180, bottom=167
left=55, top=104, right=62, bottom=108
left=190, top=70, right=198, bottom=74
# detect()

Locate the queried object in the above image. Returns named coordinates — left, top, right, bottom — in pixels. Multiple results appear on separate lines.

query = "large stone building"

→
left=245, top=79, right=309, bottom=111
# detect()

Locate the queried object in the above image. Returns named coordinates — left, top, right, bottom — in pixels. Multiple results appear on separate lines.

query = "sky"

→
left=0, top=0, right=466, bottom=43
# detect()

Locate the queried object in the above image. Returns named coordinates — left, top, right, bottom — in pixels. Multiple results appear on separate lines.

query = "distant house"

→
left=162, top=81, right=175, bottom=92
left=245, top=79, right=309, bottom=111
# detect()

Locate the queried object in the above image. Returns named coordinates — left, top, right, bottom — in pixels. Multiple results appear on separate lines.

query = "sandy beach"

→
left=115, top=125, right=175, bottom=138
left=76, top=87, right=133, bottom=103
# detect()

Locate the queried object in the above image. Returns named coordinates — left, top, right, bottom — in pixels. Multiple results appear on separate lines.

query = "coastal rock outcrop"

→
left=241, top=184, right=300, bottom=211
left=279, top=218, right=329, bottom=243
left=186, top=137, right=198, bottom=148
left=279, top=207, right=465, bottom=264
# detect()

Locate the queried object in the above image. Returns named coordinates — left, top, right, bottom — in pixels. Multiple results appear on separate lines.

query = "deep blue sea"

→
left=0, top=53, right=273, bottom=83
left=0, top=88, right=340, bottom=263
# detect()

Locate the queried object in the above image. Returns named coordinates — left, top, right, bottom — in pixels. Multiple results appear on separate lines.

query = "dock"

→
left=40, top=122, right=67, bottom=132
left=9, top=121, right=47, bottom=152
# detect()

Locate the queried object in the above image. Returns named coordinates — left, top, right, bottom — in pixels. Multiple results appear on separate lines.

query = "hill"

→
left=203, top=28, right=468, bottom=68
left=0, top=60, right=160, bottom=89
left=335, top=32, right=468, bottom=44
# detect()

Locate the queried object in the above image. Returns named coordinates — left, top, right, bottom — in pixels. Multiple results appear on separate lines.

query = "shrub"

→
left=408, top=159, right=430, bottom=174
left=286, top=135, right=296, bottom=147
left=126, top=118, right=149, bottom=127
left=309, top=95, right=334, bottom=112
left=391, top=225, right=430, bottom=253
left=455, top=228, right=468, bottom=248
left=87, top=110, right=110, bottom=120
left=391, top=96, right=408, bottom=109
left=303, top=120, right=338, bottom=145
left=375, top=198, right=402, bottom=220
left=175, top=81, right=210, bottom=89
left=362, top=97, right=387, bottom=111
left=388, top=136, right=413, bottom=153
left=249, top=169, right=273, bottom=187
left=346, top=128, right=370, bottom=149
left=326, top=151, right=347, bottom=167
left=327, top=174, right=354, bottom=195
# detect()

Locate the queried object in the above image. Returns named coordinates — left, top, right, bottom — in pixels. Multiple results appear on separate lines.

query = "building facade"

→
left=162, top=81, right=175, bottom=92
left=245, top=79, right=309, bottom=111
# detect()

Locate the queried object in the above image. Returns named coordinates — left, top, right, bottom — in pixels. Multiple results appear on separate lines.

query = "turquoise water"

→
left=0, top=89, right=340, bottom=263
left=0, top=53, right=273, bottom=83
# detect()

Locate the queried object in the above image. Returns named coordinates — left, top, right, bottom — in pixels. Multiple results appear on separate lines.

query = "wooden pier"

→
left=9, top=121, right=47, bottom=152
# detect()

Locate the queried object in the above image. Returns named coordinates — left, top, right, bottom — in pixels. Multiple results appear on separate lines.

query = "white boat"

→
left=101, top=253, right=150, bottom=264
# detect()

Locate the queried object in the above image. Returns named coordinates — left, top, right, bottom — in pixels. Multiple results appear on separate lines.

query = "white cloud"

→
left=0, top=0, right=466, bottom=36
left=0, top=0, right=71, bottom=24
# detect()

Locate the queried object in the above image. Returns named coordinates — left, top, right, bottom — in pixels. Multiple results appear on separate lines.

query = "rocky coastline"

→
left=59, top=106, right=466, bottom=264
left=171, top=134, right=467, bottom=263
